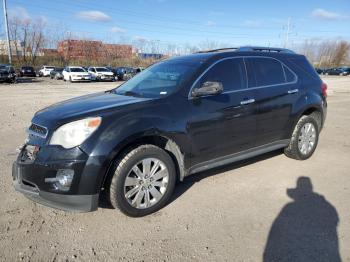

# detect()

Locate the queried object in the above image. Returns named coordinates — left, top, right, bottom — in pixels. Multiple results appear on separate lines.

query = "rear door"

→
left=188, top=58, right=257, bottom=166
left=245, top=57, right=299, bottom=146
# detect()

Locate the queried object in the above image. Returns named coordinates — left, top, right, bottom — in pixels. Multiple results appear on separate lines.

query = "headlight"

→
left=50, top=117, right=101, bottom=148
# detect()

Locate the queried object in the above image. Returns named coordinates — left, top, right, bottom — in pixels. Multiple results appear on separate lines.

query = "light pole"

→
left=2, top=0, right=12, bottom=64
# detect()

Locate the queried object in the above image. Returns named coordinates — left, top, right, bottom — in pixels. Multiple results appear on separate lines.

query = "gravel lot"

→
left=0, top=76, right=349, bottom=262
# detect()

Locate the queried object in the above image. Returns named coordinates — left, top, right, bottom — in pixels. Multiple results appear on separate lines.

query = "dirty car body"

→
left=12, top=47, right=327, bottom=215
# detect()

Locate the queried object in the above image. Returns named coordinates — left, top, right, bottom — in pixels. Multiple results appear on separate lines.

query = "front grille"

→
left=28, top=123, right=48, bottom=138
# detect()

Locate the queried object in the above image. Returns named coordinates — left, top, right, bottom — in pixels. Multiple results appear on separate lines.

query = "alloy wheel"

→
left=298, top=122, right=316, bottom=155
left=123, top=158, right=169, bottom=209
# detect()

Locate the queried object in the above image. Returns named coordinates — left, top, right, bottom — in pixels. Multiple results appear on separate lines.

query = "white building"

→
left=0, top=40, right=25, bottom=56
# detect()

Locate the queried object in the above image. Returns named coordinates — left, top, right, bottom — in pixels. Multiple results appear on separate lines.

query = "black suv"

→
left=12, top=47, right=327, bottom=217
left=19, top=66, right=36, bottom=77
left=0, top=64, right=17, bottom=83
left=113, top=67, right=137, bottom=81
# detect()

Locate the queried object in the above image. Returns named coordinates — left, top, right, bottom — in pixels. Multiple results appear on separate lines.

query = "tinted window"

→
left=70, top=68, right=85, bottom=72
left=198, top=58, right=245, bottom=92
left=247, top=58, right=285, bottom=87
left=283, top=65, right=296, bottom=82
left=96, top=67, right=110, bottom=72
left=289, top=56, right=319, bottom=79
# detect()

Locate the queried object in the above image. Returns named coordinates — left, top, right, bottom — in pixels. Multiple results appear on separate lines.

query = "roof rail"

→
left=196, top=46, right=295, bottom=54
left=196, top=47, right=239, bottom=53
left=237, top=46, right=295, bottom=54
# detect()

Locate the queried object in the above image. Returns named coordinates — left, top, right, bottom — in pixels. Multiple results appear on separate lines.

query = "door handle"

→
left=288, top=89, right=299, bottom=94
left=240, top=99, right=255, bottom=105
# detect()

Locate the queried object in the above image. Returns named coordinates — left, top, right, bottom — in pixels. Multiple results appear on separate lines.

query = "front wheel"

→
left=108, top=145, right=176, bottom=217
left=284, top=115, right=319, bottom=160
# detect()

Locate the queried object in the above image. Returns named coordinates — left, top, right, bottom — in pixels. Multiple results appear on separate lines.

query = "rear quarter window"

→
left=288, top=56, right=319, bottom=80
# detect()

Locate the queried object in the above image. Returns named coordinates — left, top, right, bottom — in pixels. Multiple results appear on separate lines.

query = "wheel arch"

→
left=100, top=134, right=185, bottom=192
left=290, top=105, right=323, bottom=137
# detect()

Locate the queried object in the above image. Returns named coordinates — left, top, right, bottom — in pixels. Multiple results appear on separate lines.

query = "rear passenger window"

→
left=198, top=58, right=246, bottom=92
left=246, top=58, right=285, bottom=87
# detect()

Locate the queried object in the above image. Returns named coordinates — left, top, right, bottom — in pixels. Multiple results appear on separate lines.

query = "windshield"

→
left=22, top=67, right=34, bottom=70
left=113, top=60, right=198, bottom=98
left=46, top=67, right=55, bottom=70
left=70, top=68, right=86, bottom=72
left=55, top=68, right=63, bottom=71
left=96, top=67, right=110, bottom=72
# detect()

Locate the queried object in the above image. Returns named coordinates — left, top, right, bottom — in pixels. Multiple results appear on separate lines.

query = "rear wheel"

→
left=284, top=115, right=319, bottom=160
left=108, top=145, right=176, bottom=217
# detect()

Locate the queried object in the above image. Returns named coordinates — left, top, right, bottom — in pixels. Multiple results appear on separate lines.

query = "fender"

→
left=78, top=112, right=190, bottom=194
left=288, top=90, right=324, bottom=137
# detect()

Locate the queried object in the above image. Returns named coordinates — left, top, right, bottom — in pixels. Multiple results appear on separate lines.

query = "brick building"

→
left=38, top=48, right=59, bottom=57
left=57, top=40, right=133, bottom=60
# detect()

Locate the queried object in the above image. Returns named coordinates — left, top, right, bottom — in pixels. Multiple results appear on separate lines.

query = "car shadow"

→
left=263, top=177, right=341, bottom=262
left=99, top=149, right=283, bottom=210
left=169, top=149, right=283, bottom=205
left=16, top=77, right=44, bottom=83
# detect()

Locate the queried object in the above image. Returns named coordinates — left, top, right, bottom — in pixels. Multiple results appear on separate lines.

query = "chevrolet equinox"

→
left=12, top=46, right=327, bottom=217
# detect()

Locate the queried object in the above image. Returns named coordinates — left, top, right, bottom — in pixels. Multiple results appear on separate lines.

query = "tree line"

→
left=1, top=14, right=349, bottom=69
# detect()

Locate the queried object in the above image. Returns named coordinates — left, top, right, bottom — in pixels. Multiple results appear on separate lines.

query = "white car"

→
left=39, top=66, right=55, bottom=77
left=88, top=67, right=115, bottom=81
left=62, top=67, right=91, bottom=82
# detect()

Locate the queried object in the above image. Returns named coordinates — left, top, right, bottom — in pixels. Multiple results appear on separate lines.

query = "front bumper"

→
left=98, top=75, right=115, bottom=81
left=71, top=76, right=91, bottom=82
left=12, top=161, right=98, bottom=212
left=12, top=145, right=101, bottom=212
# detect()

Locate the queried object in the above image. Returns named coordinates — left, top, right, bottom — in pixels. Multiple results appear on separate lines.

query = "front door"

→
left=187, top=58, right=257, bottom=167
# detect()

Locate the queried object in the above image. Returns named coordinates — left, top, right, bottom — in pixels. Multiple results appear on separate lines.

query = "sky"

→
left=1, top=0, right=349, bottom=50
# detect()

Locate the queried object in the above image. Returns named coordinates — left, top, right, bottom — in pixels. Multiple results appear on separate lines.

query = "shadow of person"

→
left=263, top=177, right=341, bottom=262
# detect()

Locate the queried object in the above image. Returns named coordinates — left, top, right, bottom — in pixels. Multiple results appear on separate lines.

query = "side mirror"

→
left=192, top=81, right=223, bottom=97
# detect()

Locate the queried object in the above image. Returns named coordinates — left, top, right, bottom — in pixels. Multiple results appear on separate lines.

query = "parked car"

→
left=339, top=67, right=350, bottom=76
left=315, top=68, right=325, bottom=75
left=50, top=68, right=64, bottom=80
left=135, top=67, right=144, bottom=73
left=38, top=66, right=55, bottom=77
left=88, top=67, right=115, bottom=81
left=12, top=46, right=327, bottom=217
left=113, top=67, right=137, bottom=81
left=62, top=66, right=91, bottom=82
left=0, top=64, right=16, bottom=83
left=324, top=68, right=344, bottom=75
left=19, top=66, right=36, bottom=77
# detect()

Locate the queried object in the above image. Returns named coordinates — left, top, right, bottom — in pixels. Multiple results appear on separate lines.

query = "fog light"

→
left=45, top=169, right=74, bottom=191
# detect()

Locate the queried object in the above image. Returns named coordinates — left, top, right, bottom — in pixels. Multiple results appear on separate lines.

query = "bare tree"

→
left=8, top=16, right=47, bottom=65
left=331, top=41, right=350, bottom=67
left=299, top=39, right=350, bottom=68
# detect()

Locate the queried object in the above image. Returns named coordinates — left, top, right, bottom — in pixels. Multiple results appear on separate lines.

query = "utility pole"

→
left=2, top=0, right=12, bottom=64
left=284, top=17, right=291, bottom=48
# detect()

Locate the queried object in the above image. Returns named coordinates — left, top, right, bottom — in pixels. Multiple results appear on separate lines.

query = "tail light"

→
left=321, top=82, right=327, bottom=98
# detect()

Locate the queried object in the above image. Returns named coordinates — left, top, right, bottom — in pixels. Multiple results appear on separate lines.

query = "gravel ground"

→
left=0, top=76, right=349, bottom=262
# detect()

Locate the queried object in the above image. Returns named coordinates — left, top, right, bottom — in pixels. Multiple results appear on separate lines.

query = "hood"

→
left=71, top=71, right=90, bottom=75
left=32, top=91, right=151, bottom=128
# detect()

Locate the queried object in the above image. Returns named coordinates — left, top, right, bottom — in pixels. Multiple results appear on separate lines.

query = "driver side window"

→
left=197, top=58, right=246, bottom=92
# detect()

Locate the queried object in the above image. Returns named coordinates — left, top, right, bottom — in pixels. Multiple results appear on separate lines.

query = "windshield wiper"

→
left=119, top=91, right=143, bottom=97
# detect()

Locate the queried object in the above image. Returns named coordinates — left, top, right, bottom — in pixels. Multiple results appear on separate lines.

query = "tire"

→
left=108, top=144, right=176, bottom=217
left=284, top=115, right=319, bottom=160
